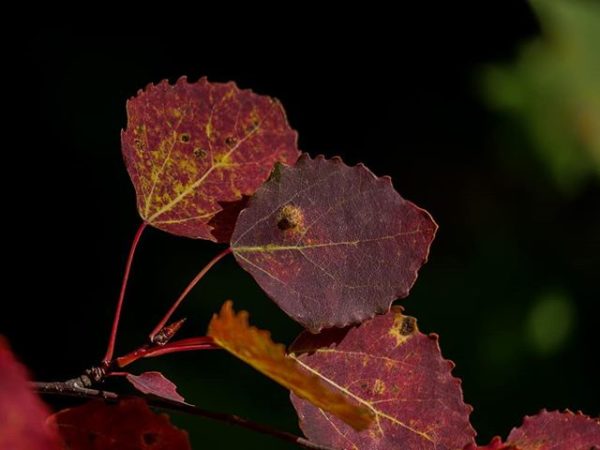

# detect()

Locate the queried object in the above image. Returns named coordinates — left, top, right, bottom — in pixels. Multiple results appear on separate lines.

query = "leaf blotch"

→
left=225, top=136, right=237, bottom=147
left=389, top=313, right=417, bottom=347
left=400, top=317, right=416, bottom=336
left=277, top=204, right=304, bottom=231
left=193, top=148, right=207, bottom=159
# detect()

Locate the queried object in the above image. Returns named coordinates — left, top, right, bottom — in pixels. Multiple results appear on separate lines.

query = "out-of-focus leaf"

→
left=483, top=0, right=600, bottom=193
left=207, top=301, right=373, bottom=430
left=50, top=397, right=191, bottom=450
left=0, top=337, right=60, bottom=450
left=125, top=371, right=185, bottom=403
left=289, top=308, right=475, bottom=450
left=231, top=154, right=437, bottom=331
left=122, top=77, right=299, bottom=241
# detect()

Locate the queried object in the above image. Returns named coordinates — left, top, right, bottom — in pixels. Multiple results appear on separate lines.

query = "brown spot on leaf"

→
left=389, top=312, right=418, bottom=347
left=225, top=136, right=237, bottom=147
left=400, top=317, right=416, bottom=336
left=180, top=133, right=191, bottom=143
left=193, top=148, right=207, bottom=159
left=134, top=139, right=144, bottom=150
left=277, top=204, right=304, bottom=231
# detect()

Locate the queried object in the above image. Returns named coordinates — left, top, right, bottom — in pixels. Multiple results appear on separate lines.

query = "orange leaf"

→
left=207, top=301, right=373, bottom=431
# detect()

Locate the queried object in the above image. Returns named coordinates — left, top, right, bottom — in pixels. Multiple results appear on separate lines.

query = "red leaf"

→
left=507, top=410, right=599, bottom=450
left=0, top=337, right=61, bottom=450
left=125, top=372, right=185, bottom=403
left=207, top=196, right=250, bottom=242
left=231, top=154, right=438, bottom=331
left=122, top=77, right=300, bottom=241
left=289, top=308, right=475, bottom=450
left=50, top=397, right=191, bottom=450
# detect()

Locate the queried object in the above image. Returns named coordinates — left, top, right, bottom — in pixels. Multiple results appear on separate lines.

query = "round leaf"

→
left=289, top=308, right=475, bottom=450
left=231, top=154, right=438, bottom=331
left=122, top=77, right=299, bottom=241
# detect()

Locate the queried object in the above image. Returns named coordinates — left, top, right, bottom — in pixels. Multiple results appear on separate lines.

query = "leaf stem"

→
left=103, top=221, right=148, bottom=364
left=33, top=381, right=335, bottom=450
left=115, top=337, right=220, bottom=368
left=149, top=247, right=232, bottom=342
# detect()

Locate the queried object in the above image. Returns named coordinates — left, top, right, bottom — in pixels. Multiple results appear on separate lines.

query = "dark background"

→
left=4, top=7, right=599, bottom=449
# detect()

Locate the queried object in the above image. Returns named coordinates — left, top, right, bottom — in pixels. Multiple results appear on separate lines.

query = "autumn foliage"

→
left=1, top=78, right=598, bottom=449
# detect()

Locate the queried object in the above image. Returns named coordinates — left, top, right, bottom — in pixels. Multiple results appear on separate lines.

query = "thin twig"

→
left=33, top=381, right=335, bottom=450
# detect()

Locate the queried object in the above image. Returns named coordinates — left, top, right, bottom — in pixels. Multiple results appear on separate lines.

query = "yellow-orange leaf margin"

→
left=208, top=301, right=373, bottom=431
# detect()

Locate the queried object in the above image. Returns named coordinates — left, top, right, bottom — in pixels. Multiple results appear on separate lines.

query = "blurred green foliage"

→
left=527, top=290, right=575, bottom=356
left=483, top=0, right=600, bottom=193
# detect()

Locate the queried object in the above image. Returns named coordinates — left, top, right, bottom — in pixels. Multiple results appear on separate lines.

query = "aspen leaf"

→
left=122, top=77, right=299, bottom=241
left=289, top=308, right=475, bottom=450
left=231, top=153, right=438, bottom=331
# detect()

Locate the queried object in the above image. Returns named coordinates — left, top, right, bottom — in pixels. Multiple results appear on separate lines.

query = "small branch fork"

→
left=39, top=224, right=333, bottom=449
left=33, top=382, right=334, bottom=450
left=102, top=222, right=232, bottom=368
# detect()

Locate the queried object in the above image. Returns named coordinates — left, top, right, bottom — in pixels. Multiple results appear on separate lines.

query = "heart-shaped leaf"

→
left=289, top=308, right=475, bottom=450
left=208, top=301, right=373, bottom=430
left=231, top=154, right=437, bottom=331
left=122, top=77, right=299, bottom=241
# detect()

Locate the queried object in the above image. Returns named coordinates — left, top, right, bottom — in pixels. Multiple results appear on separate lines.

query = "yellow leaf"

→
left=208, top=301, right=373, bottom=431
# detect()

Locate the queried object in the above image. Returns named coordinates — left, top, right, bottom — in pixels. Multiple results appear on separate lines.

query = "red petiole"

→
left=115, top=337, right=220, bottom=368
left=148, top=247, right=232, bottom=342
left=103, top=222, right=147, bottom=364
left=103, top=224, right=231, bottom=371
